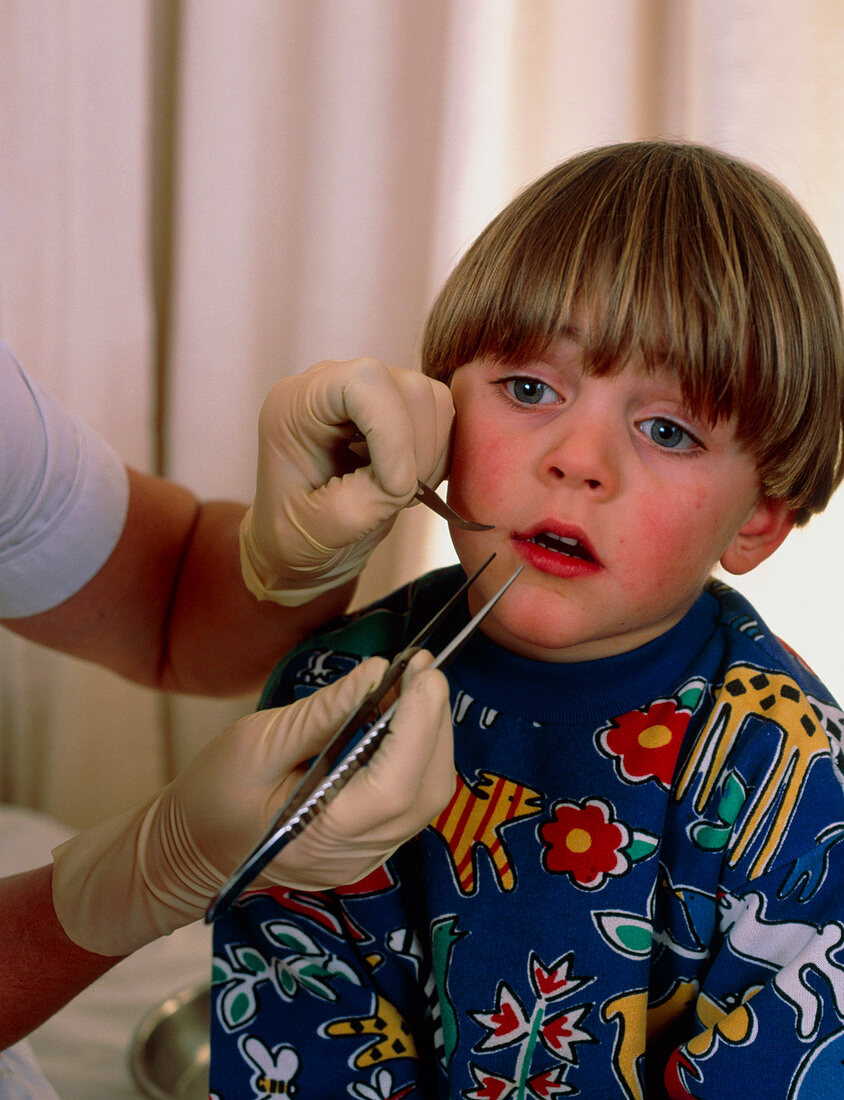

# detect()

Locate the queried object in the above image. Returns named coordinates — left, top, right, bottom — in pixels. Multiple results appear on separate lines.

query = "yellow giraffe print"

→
left=602, top=981, right=706, bottom=1100
left=322, top=993, right=417, bottom=1069
left=675, top=664, right=830, bottom=878
left=601, top=990, right=648, bottom=1100
left=685, top=985, right=761, bottom=1058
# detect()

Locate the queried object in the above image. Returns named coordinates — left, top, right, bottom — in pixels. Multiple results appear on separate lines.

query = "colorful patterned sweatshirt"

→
left=209, top=566, right=844, bottom=1099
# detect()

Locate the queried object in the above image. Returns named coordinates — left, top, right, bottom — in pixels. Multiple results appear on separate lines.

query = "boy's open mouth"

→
left=517, top=526, right=600, bottom=565
left=528, top=532, right=596, bottom=562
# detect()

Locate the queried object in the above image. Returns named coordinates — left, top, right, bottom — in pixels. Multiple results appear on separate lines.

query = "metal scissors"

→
left=206, top=555, right=521, bottom=921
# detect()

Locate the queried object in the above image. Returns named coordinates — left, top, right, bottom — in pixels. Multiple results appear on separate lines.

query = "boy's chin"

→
left=477, top=588, right=680, bottom=663
left=478, top=597, right=606, bottom=663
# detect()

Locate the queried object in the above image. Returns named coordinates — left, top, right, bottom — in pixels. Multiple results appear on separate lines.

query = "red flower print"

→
left=471, top=982, right=530, bottom=1050
left=468, top=952, right=594, bottom=1097
left=539, top=798, right=630, bottom=889
left=527, top=1066, right=576, bottom=1097
left=464, top=1065, right=516, bottom=1100
left=539, top=1004, right=592, bottom=1061
left=598, top=699, right=691, bottom=789
left=531, top=956, right=571, bottom=1000
left=528, top=952, right=588, bottom=1003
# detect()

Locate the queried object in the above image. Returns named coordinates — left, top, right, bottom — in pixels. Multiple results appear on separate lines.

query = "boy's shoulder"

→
left=671, top=580, right=844, bottom=884
left=706, top=577, right=837, bottom=702
left=697, top=578, right=844, bottom=776
left=259, top=565, right=466, bottom=708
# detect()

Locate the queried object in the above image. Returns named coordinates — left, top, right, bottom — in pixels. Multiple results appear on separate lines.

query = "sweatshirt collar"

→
left=448, top=588, right=719, bottom=727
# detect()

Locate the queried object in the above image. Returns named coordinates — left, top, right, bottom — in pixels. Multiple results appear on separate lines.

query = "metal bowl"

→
left=128, top=982, right=211, bottom=1100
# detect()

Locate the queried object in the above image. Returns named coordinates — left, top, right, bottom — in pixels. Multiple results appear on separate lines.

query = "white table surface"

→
left=0, top=806, right=212, bottom=1099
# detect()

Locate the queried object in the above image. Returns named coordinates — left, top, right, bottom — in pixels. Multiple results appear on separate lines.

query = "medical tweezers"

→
left=206, top=556, right=521, bottom=921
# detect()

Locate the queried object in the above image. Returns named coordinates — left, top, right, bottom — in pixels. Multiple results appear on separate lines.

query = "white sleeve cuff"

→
left=0, top=346, right=130, bottom=618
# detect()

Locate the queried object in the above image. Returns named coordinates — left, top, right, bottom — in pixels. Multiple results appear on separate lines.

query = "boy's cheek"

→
left=619, top=502, right=721, bottom=589
left=448, top=451, right=510, bottom=521
left=448, top=422, right=512, bottom=511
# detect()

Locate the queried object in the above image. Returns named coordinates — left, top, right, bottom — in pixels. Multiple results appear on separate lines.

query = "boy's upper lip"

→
left=512, top=520, right=602, bottom=566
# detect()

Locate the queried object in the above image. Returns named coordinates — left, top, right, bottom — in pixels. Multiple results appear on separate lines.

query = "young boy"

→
left=209, top=141, right=844, bottom=1098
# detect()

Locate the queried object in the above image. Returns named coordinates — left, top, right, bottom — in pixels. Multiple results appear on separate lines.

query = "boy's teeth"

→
left=530, top=532, right=594, bottom=562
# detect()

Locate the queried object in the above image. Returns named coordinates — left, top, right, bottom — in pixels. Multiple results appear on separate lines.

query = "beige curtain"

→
left=1, top=0, right=843, bottom=828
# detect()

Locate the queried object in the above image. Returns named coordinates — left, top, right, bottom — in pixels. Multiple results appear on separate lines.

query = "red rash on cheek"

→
left=449, top=424, right=511, bottom=512
left=620, top=496, right=714, bottom=598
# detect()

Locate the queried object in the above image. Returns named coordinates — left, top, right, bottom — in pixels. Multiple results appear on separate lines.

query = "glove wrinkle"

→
left=242, top=358, right=454, bottom=604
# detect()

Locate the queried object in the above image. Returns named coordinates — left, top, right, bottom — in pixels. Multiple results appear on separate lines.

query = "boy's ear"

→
left=720, top=497, right=794, bottom=576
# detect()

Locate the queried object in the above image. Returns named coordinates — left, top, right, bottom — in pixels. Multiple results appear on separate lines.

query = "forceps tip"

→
left=414, top=481, right=494, bottom=531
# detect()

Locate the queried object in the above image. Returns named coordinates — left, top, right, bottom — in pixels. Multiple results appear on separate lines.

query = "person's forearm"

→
left=0, top=865, right=120, bottom=1048
left=155, top=498, right=354, bottom=695
left=4, top=469, right=353, bottom=696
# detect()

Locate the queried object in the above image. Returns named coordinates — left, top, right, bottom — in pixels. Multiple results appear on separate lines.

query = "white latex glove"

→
left=51, top=653, right=453, bottom=956
left=240, top=357, right=454, bottom=605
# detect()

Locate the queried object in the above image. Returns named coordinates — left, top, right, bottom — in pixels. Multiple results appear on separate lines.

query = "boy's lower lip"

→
left=512, top=536, right=604, bottom=578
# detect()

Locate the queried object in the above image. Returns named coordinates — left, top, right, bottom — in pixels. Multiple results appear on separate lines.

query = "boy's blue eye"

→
left=638, top=417, right=698, bottom=451
left=504, top=377, right=559, bottom=405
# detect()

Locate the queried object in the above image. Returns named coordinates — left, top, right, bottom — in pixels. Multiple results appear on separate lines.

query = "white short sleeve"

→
left=0, top=1041, right=61, bottom=1099
left=0, top=344, right=129, bottom=617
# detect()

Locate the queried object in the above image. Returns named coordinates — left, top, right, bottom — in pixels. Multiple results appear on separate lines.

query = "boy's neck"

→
left=448, top=578, right=721, bottom=728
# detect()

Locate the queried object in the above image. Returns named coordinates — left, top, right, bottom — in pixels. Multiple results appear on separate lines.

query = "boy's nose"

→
left=539, top=415, right=619, bottom=498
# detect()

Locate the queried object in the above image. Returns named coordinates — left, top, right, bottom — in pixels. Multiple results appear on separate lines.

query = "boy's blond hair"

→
left=421, top=140, right=844, bottom=525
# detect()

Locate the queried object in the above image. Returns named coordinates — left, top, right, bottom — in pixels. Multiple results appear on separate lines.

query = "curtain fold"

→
left=0, top=0, right=161, bottom=825
left=2, top=0, right=844, bottom=826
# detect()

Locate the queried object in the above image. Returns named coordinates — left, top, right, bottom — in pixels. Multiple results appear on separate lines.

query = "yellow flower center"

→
left=566, top=828, right=592, bottom=853
left=638, top=724, right=672, bottom=750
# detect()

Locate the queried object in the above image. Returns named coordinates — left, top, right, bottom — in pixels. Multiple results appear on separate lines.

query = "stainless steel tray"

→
left=128, top=982, right=210, bottom=1100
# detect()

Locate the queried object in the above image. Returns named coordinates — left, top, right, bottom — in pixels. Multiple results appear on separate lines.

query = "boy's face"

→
left=446, top=337, right=791, bottom=662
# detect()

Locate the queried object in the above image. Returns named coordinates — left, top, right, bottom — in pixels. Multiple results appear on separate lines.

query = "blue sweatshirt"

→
left=210, top=567, right=844, bottom=1099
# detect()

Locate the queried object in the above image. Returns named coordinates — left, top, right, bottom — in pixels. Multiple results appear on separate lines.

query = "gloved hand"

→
left=240, top=357, right=454, bottom=605
left=51, top=653, right=454, bottom=956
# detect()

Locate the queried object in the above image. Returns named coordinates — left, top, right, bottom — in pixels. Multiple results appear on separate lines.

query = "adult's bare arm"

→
left=2, top=467, right=353, bottom=695
left=0, top=864, right=120, bottom=1048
